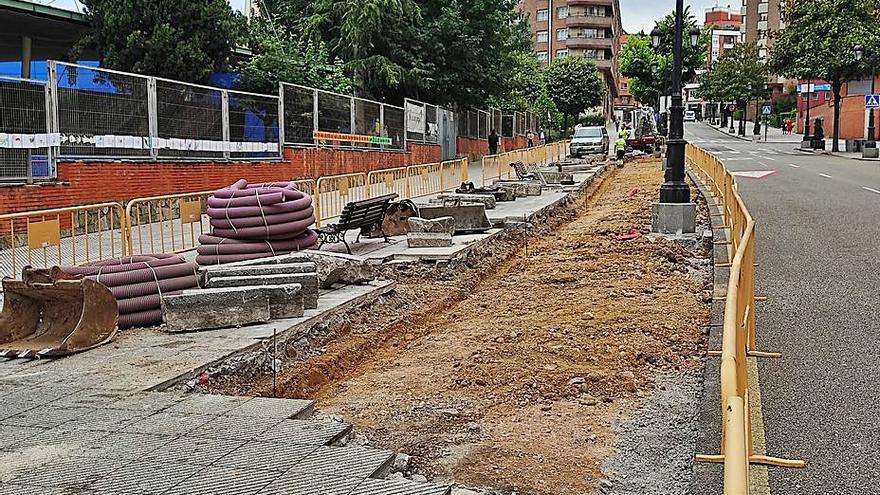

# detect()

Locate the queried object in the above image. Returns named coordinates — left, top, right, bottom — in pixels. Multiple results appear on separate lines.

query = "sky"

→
left=620, top=0, right=736, bottom=34
left=38, top=0, right=248, bottom=14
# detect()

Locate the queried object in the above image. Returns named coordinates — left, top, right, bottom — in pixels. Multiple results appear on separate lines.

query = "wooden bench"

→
left=316, top=193, right=398, bottom=254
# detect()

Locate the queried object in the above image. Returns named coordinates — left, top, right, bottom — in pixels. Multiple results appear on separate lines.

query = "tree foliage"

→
left=545, top=56, right=605, bottom=126
left=770, top=0, right=880, bottom=150
left=619, top=7, right=708, bottom=107
left=78, top=0, right=243, bottom=83
left=701, top=43, right=767, bottom=104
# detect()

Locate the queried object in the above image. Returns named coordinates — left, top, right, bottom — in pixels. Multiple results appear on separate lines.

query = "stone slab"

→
left=300, top=251, right=376, bottom=289
left=492, top=180, right=543, bottom=197
left=416, top=204, right=491, bottom=233
left=264, top=284, right=305, bottom=319
left=207, top=273, right=319, bottom=309
left=162, top=287, right=271, bottom=333
left=199, top=253, right=313, bottom=270
left=407, top=232, right=453, bottom=248
left=407, top=216, right=455, bottom=235
left=651, top=202, right=697, bottom=234
left=202, top=262, right=317, bottom=279
left=434, top=193, right=497, bottom=209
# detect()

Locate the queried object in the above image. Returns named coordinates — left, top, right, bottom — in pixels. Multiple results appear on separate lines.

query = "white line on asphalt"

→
left=788, top=164, right=801, bottom=168
left=819, top=173, right=832, bottom=178
left=764, top=157, right=777, bottom=161
left=727, top=150, right=741, bottom=154
left=863, top=186, right=880, bottom=195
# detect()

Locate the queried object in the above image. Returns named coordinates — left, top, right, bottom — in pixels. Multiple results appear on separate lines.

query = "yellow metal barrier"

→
left=367, top=167, right=409, bottom=200
left=440, top=158, right=469, bottom=190
left=315, top=173, right=368, bottom=227
left=406, top=162, right=443, bottom=198
left=125, top=190, right=213, bottom=256
left=687, top=144, right=803, bottom=493
left=0, top=203, right=127, bottom=280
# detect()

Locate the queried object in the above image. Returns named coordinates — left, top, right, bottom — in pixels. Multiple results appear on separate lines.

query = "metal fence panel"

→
left=502, top=114, right=514, bottom=138
left=54, top=62, right=151, bottom=159
left=467, top=110, right=478, bottom=139
left=478, top=110, right=489, bottom=140
left=317, top=91, right=352, bottom=134
left=384, top=105, right=405, bottom=150
left=155, top=79, right=224, bottom=159
left=425, top=104, right=438, bottom=143
left=354, top=98, right=382, bottom=149
left=227, top=90, right=281, bottom=159
left=282, top=84, right=316, bottom=145
left=0, top=76, right=52, bottom=181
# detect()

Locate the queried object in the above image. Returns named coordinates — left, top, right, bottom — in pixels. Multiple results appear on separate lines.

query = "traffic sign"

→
left=761, top=104, right=772, bottom=115
left=865, top=94, right=880, bottom=109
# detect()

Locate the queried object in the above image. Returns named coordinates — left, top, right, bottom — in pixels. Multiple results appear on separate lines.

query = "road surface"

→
left=686, top=122, right=880, bottom=494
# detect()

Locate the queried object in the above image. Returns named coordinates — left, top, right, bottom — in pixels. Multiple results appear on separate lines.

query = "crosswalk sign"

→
left=761, top=104, right=772, bottom=115
left=865, top=94, right=880, bottom=109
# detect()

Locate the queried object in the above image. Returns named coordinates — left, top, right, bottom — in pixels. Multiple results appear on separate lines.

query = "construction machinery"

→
left=0, top=267, right=118, bottom=358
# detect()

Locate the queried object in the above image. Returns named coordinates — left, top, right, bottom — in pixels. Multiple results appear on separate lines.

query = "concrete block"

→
left=406, top=232, right=453, bottom=248
left=201, top=262, right=317, bottom=279
left=864, top=147, right=879, bottom=158
left=301, top=251, right=376, bottom=289
left=407, top=216, right=455, bottom=235
left=199, top=253, right=312, bottom=270
left=651, top=202, right=696, bottom=234
left=417, top=204, right=491, bottom=233
left=263, top=284, right=304, bottom=319
left=207, top=272, right=318, bottom=309
left=435, top=193, right=497, bottom=209
left=492, top=180, right=543, bottom=197
left=162, top=287, right=270, bottom=333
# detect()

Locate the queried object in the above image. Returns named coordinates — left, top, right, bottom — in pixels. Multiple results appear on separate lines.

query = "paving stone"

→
left=226, top=397, right=314, bottom=420
left=188, top=414, right=284, bottom=441
left=213, top=441, right=317, bottom=472
left=23, top=426, right=112, bottom=456
left=351, top=478, right=452, bottom=495
left=83, top=432, right=177, bottom=460
left=288, top=446, right=395, bottom=478
left=47, top=388, right=131, bottom=409
left=0, top=425, right=46, bottom=450
left=106, top=392, right=187, bottom=414
left=0, top=483, right=89, bottom=495
left=264, top=284, right=305, bottom=319
left=90, top=460, right=201, bottom=494
left=121, top=412, right=216, bottom=436
left=406, top=232, right=453, bottom=248
left=255, top=419, right=351, bottom=446
left=163, top=465, right=281, bottom=495
left=407, top=217, right=455, bottom=235
left=9, top=455, right=124, bottom=489
left=61, top=408, right=148, bottom=432
left=144, top=435, right=246, bottom=466
left=207, top=274, right=319, bottom=310
left=165, top=394, right=250, bottom=416
left=162, top=287, right=271, bottom=333
left=256, top=472, right=363, bottom=495
left=0, top=406, right=93, bottom=429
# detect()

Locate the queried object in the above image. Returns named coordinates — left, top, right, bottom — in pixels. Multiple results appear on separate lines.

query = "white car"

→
left=684, top=110, right=696, bottom=122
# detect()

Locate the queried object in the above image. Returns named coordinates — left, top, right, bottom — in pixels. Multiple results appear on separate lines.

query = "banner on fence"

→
left=406, top=102, right=426, bottom=134
left=314, top=130, right=392, bottom=145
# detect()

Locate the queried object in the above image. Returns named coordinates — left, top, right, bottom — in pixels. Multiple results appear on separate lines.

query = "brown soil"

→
left=213, top=161, right=710, bottom=495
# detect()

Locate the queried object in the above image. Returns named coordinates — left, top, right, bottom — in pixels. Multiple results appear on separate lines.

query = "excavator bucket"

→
left=0, top=268, right=118, bottom=359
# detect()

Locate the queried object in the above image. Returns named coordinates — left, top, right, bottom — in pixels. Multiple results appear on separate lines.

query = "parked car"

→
left=569, top=126, right=609, bottom=158
left=684, top=110, right=696, bottom=122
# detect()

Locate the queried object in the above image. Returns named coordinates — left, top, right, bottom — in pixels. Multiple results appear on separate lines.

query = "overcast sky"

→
left=44, top=0, right=248, bottom=13
left=620, top=0, right=738, bottom=34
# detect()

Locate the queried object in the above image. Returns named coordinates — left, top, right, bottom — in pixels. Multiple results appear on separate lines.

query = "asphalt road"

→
left=686, top=123, right=880, bottom=494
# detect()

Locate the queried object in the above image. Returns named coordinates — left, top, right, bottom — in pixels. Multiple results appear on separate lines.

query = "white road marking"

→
left=764, top=157, right=777, bottom=161
left=727, top=150, right=741, bottom=154
left=863, top=186, right=880, bottom=195
left=788, top=164, right=801, bottom=168
left=819, top=173, right=832, bottom=178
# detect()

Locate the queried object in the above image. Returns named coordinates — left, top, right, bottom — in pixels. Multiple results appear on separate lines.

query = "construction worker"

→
left=615, top=135, right=627, bottom=162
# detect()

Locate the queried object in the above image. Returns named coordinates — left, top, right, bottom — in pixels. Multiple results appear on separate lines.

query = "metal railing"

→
left=457, top=107, right=540, bottom=140
left=367, top=167, right=409, bottom=199
left=480, top=141, right=570, bottom=186
left=687, top=144, right=804, bottom=494
left=125, top=190, right=214, bottom=256
left=0, top=76, right=54, bottom=182
left=0, top=203, right=127, bottom=281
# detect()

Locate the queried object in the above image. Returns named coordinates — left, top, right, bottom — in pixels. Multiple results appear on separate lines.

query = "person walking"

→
left=488, top=129, right=500, bottom=155
left=526, top=130, right=535, bottom=148
left=539, top=128, right=546, bottom=145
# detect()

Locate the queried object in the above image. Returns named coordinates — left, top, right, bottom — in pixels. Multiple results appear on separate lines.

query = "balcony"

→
left=566, top=15, right=613, bottom=29
left=566, top=37, right=614, bottom=50
left=567, top=0, right=613, bottom=6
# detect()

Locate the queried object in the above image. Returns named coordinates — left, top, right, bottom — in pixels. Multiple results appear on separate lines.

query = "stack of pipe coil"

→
left=56, top=254, right=198, bottom=328
left=196, top=179, right=318, bottom=266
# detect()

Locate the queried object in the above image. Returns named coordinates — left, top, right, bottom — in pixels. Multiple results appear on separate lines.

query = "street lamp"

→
left=854, top=44, right=877, bottom=150
left=650, top=4, right=702, bottom=205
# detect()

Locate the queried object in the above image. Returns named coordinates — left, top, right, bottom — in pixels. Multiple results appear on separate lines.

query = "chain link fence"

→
left=0, top=76, right=52, bottom=182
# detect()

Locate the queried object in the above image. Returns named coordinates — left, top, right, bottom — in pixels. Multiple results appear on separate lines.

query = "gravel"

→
left=602, top=371, right=704, bottom=495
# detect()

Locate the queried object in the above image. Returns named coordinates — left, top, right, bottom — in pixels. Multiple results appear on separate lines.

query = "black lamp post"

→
left=854, top=44, right=877, bottom=149
left=803, top=78, right=812, bottom=141
left=651, top=2, right=701, bottom=204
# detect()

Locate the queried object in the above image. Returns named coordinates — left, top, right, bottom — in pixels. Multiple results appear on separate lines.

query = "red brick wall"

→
left=457, top=137, right=488, bottom=160
left=0, top=144, right=442, bottom=216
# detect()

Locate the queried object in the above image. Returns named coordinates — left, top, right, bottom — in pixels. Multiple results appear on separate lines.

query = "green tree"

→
left=545, top=56, right=605, bottom=130
left=235, top=9, right=350, bottom=94
left=701, top=43, right=768, bottom=135
left=487, top=52, right=562, bottom=130
left=77, top=0, right=243, bottom=83
left=619, top=35, right=661, bottom=105
left=770, top=0, right=880, bottom=151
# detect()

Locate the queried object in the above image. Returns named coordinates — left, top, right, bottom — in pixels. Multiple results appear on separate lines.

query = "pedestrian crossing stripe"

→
left=732, top=170, right=778, bottom=179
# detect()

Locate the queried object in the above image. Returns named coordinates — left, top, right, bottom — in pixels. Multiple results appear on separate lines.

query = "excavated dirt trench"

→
left=213, top=161, right=711, bottom=494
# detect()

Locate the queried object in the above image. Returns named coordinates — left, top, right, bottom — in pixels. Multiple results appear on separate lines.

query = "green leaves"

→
left=79, top=0, right=244, bottom=83
left=701, top=43, right=767, bottom=105
left=545, top=57, right=605, bottom=122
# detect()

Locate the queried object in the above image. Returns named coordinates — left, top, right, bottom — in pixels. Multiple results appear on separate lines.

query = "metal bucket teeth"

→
left=0, top=268, right=118, bottom=359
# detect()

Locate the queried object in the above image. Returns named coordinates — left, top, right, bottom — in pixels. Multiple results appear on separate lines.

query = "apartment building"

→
left=519, top=0, right=623, bottom=111
left=741, top=0, right=783, bottom=60
left=705, top=6, right=743, bottom=66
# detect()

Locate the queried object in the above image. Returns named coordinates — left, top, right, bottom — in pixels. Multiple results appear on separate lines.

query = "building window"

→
left=536, top=51, right=548, bottom=63
left=557, top=28, right=569, bottom=41
left=556, top=49, right=569, bottom=59
left=620, top=82, right=628, bottom=91
left=622, top=96, right=630, bottom=104
left=585, top=6, right=606, bottom=16
left=536, top=9, right=549, bottom=22
left=557, top=6, right=569, bottom=19
left=536, top=31, right=549, bottom=43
